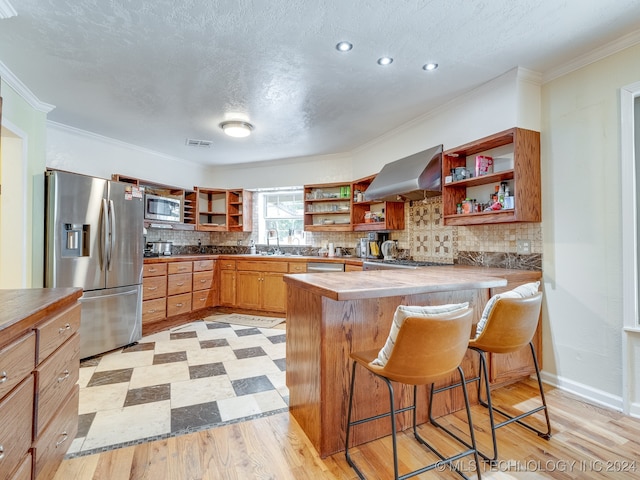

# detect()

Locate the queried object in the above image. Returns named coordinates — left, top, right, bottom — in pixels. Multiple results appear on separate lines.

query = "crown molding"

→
left=0, top=59, right=55, bottom=113
left=0, top=0, right=16, bottom=19
left=543, top=29, right=640, bottom=83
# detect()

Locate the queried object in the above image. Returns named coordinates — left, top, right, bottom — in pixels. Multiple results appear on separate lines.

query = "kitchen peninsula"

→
left=283, top=266, right=542, bottom=457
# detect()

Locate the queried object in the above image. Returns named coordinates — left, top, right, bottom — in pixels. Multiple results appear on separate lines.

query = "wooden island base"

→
left=283, top=266, right=542, bottom=458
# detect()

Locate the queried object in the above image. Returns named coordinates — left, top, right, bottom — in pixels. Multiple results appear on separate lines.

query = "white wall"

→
left=210, top=151, right=354, bottom=188
left=46, top=122, right=212, bottom=190
left=540, top=42, right=640, bottom=410
left=351, top=68, right=540, bottom=177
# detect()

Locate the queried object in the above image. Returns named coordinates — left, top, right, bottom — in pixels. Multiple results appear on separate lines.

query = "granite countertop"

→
left=0, top=287, right=82, bottom=335
left=144, top=254, right=361, bottom=265
left=281, top=265, right=538, bottom=301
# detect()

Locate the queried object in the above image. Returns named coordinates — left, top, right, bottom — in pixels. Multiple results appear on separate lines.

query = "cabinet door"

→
left=236, top=271, right=262, bottom=310
left=262, top=272, right=286, bottom=313
left=219, top=270, right=236, bottom=306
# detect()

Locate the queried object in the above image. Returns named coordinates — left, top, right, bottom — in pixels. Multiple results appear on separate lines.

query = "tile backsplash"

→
left=146, top=197, right=541, bottom=270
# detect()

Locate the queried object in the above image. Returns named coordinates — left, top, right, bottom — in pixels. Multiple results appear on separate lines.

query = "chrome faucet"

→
left=267, top=229, right=282, bottom=255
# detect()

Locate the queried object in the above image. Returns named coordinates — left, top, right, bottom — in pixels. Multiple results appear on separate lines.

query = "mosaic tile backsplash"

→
left=146, top=198, right=542, bottom=270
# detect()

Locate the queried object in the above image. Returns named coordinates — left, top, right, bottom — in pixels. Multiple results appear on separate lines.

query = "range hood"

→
left=364, top=144, right=443, bottom=202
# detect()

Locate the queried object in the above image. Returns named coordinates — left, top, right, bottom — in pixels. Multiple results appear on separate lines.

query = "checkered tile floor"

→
left=67, top=318, right=287, bottom=457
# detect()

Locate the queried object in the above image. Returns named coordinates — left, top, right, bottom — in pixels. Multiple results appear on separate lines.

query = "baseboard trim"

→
left=540, top=371, right=624, bottom=413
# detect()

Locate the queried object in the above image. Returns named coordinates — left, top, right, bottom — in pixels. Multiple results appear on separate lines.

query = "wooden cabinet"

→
left=0, top=289, right=81, bottom=480
left=288, top=262, right=307, bottom=274
left=195, top=188, right=252, bottom=232
left=442, top=127, right=541, bottom=225
left=0, top=374, right=33, bottom=480
left=303, top=182, right=353, bottom=231
left=167, top=262, right=193, bottom=316
left=227, top=190, right=252, bottom=232
left=218, top=259, right=237, bottom=307
left=351, top=175, right=405, bottom=231
left=142, top=258, right=218, bottom=328
left=142, top=263, right=167, bottom=325
left=192, top=260, right=216, bottom=310
left=235, top=260, right=288, bottom=313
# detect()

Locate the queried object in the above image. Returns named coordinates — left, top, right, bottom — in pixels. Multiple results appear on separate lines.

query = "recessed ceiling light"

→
left=219, top=121, right=253, bottom=138
left=377, top=57, right=393, bottom=66
left=423, top=63, right=439, bottom=71
left=336, top=41, right=353, bottom=52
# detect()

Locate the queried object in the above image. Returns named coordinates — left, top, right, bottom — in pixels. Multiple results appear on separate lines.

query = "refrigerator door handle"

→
left=101, top=198, right=109, bottom=271
left=108, top=199, right=116, bottom=271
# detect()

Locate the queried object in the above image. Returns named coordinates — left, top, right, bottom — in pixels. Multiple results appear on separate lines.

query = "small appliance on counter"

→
left=381, top=240, right=398, bottom=260
left=146, top=241, right=172, bottom=256
left=359, top=232, right=390, bottom=259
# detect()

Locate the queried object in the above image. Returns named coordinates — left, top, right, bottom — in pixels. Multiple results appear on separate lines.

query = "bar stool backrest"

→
left=470, top=292, right=543, bottom=354
left=372, top=308, right=473, bottom=385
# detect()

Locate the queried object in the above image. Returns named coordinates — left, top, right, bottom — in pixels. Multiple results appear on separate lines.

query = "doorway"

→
left=620, top=80, right=640, bottom=416
left=0, top=119, right=28, bottom=287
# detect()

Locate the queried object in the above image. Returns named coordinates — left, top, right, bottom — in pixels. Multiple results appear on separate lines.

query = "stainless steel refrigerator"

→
left=45, top=169, right=144, bottom=359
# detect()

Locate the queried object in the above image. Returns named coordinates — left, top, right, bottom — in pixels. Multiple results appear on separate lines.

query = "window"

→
left=257, top=189, right=306, bottom=245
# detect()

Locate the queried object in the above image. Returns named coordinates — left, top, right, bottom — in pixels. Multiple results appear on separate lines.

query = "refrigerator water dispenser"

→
left=62, top=223, right=90, bottom=257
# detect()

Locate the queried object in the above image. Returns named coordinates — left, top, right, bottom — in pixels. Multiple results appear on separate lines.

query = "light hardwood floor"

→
left=55, top=379, right=640, bottom=479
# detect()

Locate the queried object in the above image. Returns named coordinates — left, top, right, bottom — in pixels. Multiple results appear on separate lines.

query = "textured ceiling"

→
left=1, top=0, right=639, bottom=166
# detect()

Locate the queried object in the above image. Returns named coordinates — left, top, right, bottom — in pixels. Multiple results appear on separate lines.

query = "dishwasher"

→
left=307, top=262, right=345, bottom=273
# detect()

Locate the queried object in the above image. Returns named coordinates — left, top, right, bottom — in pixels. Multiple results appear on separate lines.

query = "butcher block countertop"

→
left=0, top=288, right=82, bottom=341
left=280, top=265, right=533, bottom=301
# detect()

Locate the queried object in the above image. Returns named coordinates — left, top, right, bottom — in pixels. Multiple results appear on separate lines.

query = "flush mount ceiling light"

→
left=220, top=121, right=253, bottom=138
left=423, top=63, right=439, bottom=71
left=377, top=56, right=393, bottom=66
left=336, top=41, right=353, bottom=52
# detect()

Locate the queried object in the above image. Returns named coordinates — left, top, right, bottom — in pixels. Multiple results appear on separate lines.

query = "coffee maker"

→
left=360, top=232, right=390, bottom=259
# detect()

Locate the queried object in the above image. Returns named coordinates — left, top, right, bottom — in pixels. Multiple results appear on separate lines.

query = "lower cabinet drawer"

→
left=0, top=376, right=33, bottom=480
left=193, top=271, right=213, bottom=291
left=34, top=334, right=80, bottom=437
left=9, top=452, right=32, bottom=480
left=0, top=332, right=35, bottom=401
left=167, top=293, right=192, bottom=317
left=192, top=290, right=214, bottom=310
left=34, top=385, right=79, bottom=480
left=37, top=303, right=81, bottom=363
left=143, top=276, right=167, bottom=301
left=142, top=298, right=166, bottom=324
left=167, top=273, right=193, bottom=296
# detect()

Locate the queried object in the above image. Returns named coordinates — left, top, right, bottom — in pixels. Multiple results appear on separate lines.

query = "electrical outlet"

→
left=237, top=240, right=242, bottom=246
left=516, top=239, right=531, bottom=255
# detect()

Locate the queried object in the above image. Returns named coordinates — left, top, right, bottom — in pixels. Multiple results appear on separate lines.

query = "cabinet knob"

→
left=176, top=303, right=183, bottom=307
left=55, top=431, right=69, bottom=447
left=177, top=282, right=184, bottom=286
left=57, top=369, right=70, bottom=383
left=0, top=371, right=7, bottom=384
left=148, top=268, right=157, bottom=273
left=148, top=309, right=156, bottom=314
left=200, top=279, right=206, bottom=283
left=0, top=443, right=4, bottom=459
left=147, top=286, right=157, bottom=291
left=58, top=323, right=71, bottom=334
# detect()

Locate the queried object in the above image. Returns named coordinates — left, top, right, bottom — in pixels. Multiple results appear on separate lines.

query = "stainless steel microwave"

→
left=144, top=193, right=181, bottom=222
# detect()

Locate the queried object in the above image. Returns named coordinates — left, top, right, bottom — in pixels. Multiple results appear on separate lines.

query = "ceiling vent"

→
left=185, top=138, right=213, bottom=148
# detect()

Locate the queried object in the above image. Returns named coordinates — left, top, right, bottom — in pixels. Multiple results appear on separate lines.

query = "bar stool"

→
left=345, top=307, right=481, bottom=480
left=431, top=292, right=551, bottom=463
